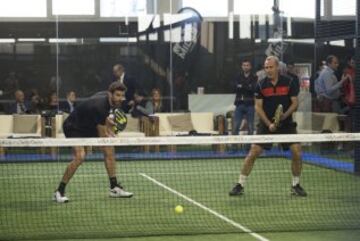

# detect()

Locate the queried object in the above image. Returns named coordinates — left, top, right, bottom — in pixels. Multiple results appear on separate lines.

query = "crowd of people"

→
left=1, top=89, right=77, bottom=115
left=0, top=63, right=169, bottom=117
left=313, top=55, right=355, bottom=115
left=0, top=56, right=356, bottom=131
left=232, top=54, right=356, bottom=135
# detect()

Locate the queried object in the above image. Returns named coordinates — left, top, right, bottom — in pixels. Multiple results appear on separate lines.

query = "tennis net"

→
left=0, top=133, right=360, bottom=240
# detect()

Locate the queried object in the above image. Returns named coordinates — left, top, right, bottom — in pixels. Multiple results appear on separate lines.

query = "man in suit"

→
left=7, top=89, right=30, bottom=114
left=60, top=90, right=77, bottom=113
left=112, top=64, right=138, bottom=112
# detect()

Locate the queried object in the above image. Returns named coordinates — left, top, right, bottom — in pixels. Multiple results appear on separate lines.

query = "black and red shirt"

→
left=255, top=75, right=299, bottom=125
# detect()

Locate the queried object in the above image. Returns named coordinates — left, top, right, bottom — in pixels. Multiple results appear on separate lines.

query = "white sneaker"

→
left=109, top=186, right=133, bottom=198
left=53, top=191, right=69, bottom=203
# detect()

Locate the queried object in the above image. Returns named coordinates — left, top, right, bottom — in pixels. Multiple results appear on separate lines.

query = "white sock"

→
left=238, top=174, right=247, bottom=186
left=292, top=176, right=300, bottom=186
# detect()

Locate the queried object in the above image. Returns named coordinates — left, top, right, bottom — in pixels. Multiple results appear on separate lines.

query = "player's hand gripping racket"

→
left=112, top=108, right=127, bottom=134
left=273, top=104, right=283, bottom=128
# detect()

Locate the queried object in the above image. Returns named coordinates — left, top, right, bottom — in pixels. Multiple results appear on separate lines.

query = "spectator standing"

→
left=113, top=63, right=138, bottom=112
left=47, top=92, right=59, bottom=112
left=315, top=55, right=349, bottom=113
left=232, top=59, right=257, bottom=136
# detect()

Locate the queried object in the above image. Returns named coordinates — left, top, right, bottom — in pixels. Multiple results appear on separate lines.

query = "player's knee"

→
left=102, top=147, right=115, bottom=159
left=74, top=151, right=86, bottom=164
left=291, top=145, right=302, bottom=160
left=245, top=145, right=261, bottom=163
left=249, top=144, right=262, bottom=157
left=73, top=158, right=85, bottom=166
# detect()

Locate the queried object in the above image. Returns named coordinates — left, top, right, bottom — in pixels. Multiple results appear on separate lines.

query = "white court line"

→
left=140, top=173, right=269, bottom=241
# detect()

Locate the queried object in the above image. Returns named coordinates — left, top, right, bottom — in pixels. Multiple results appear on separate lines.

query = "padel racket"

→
left=273, top=104, right=283, bottom=128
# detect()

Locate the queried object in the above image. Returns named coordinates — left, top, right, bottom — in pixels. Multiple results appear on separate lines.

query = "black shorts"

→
left=63, top=119, right=98, bottom=138
left=256, top=122, right=298, bottom=150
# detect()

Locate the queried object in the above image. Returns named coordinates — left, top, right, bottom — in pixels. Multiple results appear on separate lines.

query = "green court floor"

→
left=1, top=157, right=359, bottom=241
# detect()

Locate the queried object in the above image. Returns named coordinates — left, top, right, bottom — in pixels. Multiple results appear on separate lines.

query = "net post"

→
left=40, top=114, right=57, bottom=157
left=355, top=0, right=360, bottom=174
left=0, top=146, right=4, bottom=158
left=140, top=116, right=160, bottom=152
left=139, top=117, right=149, bottom=152
left=215, top=115, right=226, bottom=153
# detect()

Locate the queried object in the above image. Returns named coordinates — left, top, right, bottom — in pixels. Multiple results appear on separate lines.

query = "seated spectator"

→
left=7, top=89, right=30, bottom=114
left=151, top=88, right=168, bottom=113
left=314, top=55, right=349, bottom=113
left=130, top=90, right=153, bottom=118
left=29, top=91, right=44, bottom=114
left=60, top=90, right=77, bottom=113
left=47, top=92, right=59, bottom=112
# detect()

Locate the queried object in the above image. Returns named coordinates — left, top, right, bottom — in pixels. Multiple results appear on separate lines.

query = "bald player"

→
left=229, top=56, right=307, bottom=197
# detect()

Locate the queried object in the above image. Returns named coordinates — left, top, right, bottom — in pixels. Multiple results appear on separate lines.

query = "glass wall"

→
left=0, top=0, right=356, bottom=132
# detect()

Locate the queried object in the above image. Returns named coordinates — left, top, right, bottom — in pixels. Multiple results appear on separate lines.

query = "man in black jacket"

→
left=232, top=59, right=257, bottom=136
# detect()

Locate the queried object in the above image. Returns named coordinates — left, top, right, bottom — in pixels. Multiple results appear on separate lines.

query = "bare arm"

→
left=255, top=98, right=272, bottom=128
left=281, top=96, right=298, bottom=120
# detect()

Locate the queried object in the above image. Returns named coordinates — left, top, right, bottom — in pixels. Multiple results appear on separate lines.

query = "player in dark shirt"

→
left=229, top=56, right=307, bottom=197
left=53, top=82, right=133, bottom=203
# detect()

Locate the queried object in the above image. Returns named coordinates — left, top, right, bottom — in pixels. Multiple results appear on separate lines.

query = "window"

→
left=52, top=0, right=95, bottom=15
left=234, top=0, right=273, bottom=15
left=101, top=0, right=147, bottom=17
left=164, top=27, right=186, bottom=43
left=138, top=15, right=160, bottom=32
left=163, top=13, right=193, bottom=25
left=332, top=0, right=356, bottom=16
left=0, top=0, right=46, bottom=17
left=182, top=0, right=228, bottom=17
left=280, top=0, right=315, bottom=18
